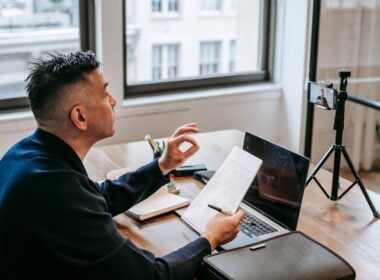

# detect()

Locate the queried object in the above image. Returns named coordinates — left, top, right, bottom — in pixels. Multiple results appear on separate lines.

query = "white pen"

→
left=249, top=243, right=266, bottom=251
left=144, top=134, right=158, bottom=153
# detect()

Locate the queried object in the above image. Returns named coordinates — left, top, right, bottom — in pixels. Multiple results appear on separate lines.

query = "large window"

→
left=125, top=0, right=273, bottom=96
left=0, top=0, right=91, bottom=110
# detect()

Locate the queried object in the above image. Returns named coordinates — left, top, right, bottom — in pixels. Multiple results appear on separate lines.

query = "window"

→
left=0, top=0, right=92, bottom=111
left=199, top=41, right=221, bottom=75
left=152, top=45, right=163, bottom=80
left=167, top=44, right=179, bottom=78
left=152, top=0, right=162, bottom=12
left=200, top=0, right=222, bottom=11
left=168, top=0, right=180, bottom=12
left=152, top=44, right=180, bottom=80
left=229, top=39, right=236, bottom=72
left=125, top=0, right=272, bottom=96
left=151, top=0, right=179, bottom=14
left=228, top=0, right=237, bottom=11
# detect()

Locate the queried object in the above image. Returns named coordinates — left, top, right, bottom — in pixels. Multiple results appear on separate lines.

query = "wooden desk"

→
left=84, top=129, right=380, bottom=280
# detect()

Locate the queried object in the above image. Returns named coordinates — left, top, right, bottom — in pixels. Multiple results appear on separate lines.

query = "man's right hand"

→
left=202, top=209, right=245, bottom=251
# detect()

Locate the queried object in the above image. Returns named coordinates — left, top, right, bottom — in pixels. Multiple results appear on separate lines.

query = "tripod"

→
left=306, top=70, right=380, bottom=218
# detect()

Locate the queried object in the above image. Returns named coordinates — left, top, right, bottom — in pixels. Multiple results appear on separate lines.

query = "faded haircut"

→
left=25, top=51, right=100, bottom=122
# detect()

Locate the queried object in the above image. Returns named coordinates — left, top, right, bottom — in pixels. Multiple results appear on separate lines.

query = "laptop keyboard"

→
left=240, top=213, right=277, bottom=237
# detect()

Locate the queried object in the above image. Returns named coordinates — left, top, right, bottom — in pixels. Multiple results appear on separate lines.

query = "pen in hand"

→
left=207, top=204, right=232, bottom=216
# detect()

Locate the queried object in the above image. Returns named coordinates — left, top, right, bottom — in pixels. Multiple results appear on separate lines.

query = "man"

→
left=0, top=51, right=244, bottom=279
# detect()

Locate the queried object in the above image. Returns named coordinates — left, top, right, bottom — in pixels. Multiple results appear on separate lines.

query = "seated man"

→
left=0, top=51, right=244, bottom=279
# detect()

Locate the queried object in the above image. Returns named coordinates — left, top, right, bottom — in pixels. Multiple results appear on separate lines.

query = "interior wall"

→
left=312, top=2, right=380, bottom=170
left=0, top=88, right=282, bottom=157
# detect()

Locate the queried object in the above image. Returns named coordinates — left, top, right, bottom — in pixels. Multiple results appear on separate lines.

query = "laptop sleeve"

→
left=201, top=231, right=355, bottom=280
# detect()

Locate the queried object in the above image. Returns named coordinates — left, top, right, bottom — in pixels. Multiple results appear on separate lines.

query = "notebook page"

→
left=182, top=146, right=263, bottom=233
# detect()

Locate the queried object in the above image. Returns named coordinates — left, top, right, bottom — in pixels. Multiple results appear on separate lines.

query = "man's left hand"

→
left=158, top=123, right=200, bottom=175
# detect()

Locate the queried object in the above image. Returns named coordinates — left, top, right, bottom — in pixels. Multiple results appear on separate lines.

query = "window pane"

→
left=168, top=0, right=179, bottom=12
left=199, top=41, right=220, bottom=75
left=0, top=0, right=80, bottom=101
left=200, top=0, right=221, bottom=11
left=167, top=44, right=179, bottom=78
left=152, top=45, right=163, bottom=80
left=229, top=39, right=236, bottom=72
left=151, top=0, right=162, bottom=12
left=126, top=0, right=262, bottom=87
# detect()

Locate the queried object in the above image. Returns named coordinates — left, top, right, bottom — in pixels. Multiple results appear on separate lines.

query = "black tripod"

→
left=306, top=70, right=380, bottom=218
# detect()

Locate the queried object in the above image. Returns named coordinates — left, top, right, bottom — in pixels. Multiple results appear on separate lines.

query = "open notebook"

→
left=106, top=166, right=190, bottom=221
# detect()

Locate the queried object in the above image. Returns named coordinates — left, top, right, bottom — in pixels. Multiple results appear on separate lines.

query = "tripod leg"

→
left=306, top=145, right=335, bottom=186
left=331, top=145, right=342, bottom=201
left=341, top=146, right=380, bottom=218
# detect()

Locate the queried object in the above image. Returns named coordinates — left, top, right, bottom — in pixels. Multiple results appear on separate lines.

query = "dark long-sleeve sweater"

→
left=0, top=128, right=210, bottom=279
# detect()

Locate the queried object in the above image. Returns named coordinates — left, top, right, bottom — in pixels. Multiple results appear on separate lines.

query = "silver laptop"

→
left=220, top=132, right=310, bottom=250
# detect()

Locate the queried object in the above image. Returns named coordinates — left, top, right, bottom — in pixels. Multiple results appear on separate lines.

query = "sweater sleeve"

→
left=81, top=237, right=211, bottom=280
left=98, top=159, right=170, bottom=216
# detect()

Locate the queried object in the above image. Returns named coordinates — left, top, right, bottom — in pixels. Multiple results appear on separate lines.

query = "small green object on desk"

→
left=167, top=182, right=180, bottom=194
left=156, top=141, right=165, bottom=155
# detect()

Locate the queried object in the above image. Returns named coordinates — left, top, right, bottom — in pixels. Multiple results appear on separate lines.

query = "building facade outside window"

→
left=199, top=41, right=220, bottom=75
left=0, top=0, right=80, bottom=108
left=125, top=0, right=271, bottom=96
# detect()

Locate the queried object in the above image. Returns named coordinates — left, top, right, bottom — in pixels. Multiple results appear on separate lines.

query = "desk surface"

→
left=84, top=129, right=380, bottom=280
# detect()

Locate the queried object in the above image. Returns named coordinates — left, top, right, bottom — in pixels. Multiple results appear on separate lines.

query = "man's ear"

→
left=70, top=105, right=87, bottom=131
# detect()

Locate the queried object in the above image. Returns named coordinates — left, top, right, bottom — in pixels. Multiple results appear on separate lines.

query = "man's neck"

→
left=38, top=125, right=92, bottom=161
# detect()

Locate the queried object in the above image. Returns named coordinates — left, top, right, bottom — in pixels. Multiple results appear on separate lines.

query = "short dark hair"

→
left=25, top=51, right=100, bottom=121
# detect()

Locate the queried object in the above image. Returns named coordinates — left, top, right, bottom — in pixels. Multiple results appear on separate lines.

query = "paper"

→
left=182, top=146, right=263, bottom=233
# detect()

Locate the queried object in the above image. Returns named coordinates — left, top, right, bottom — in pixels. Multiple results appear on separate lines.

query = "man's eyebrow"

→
left=104, top=82, right=109, bottom=89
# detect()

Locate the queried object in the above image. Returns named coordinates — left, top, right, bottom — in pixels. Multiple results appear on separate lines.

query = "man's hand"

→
left=158, top=123, right=200, bottom=175
left=202, top=209, right=245, bottom=251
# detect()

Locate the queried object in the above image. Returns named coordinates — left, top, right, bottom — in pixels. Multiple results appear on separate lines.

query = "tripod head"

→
left=337, top=69, right=351, bottom=93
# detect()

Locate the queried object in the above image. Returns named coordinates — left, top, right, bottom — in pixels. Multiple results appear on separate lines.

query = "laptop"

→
left=220, top=132, right=310, bottom=250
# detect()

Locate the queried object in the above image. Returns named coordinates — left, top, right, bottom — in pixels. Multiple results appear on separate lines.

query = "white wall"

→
left=0, top=0, right=311, bottom=159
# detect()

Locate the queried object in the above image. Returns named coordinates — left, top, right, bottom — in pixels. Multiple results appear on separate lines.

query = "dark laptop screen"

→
left=242, top=132, right=310, bottom=230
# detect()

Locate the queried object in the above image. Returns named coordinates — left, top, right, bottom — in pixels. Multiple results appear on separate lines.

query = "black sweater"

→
left=0, top=128, right=210, bottom=279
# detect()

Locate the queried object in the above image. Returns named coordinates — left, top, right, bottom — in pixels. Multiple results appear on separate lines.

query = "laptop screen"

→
left=242, top=132, right=310, bottom=230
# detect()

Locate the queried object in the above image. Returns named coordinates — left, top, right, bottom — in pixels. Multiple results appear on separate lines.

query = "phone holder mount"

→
left=306, top=69, right=379, bottom=218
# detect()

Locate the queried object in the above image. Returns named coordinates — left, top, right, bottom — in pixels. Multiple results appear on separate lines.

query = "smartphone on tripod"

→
left=308, top=81, right=337, bottom=110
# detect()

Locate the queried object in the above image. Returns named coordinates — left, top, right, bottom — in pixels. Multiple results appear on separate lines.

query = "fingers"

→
left=172, top=123, right=199, bottom=138
left=172, top=134, right=198, bottom=147
left=171, top=134, right=200, bottom=157
left=234, top=209, right=245, bottom=221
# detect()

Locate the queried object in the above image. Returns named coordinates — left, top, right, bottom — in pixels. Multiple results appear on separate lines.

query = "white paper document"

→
left=182, top=146, right=263, bottom=234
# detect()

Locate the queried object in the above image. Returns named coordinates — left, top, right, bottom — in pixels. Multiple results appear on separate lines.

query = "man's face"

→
left=82, top=69, right=116, bottom=141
